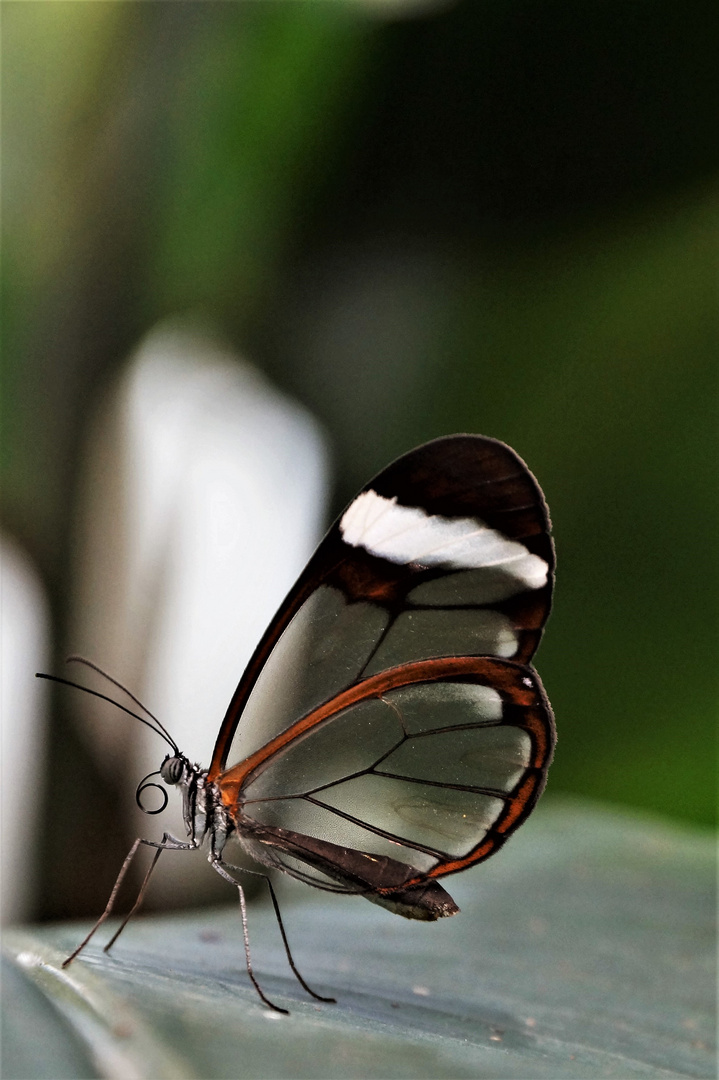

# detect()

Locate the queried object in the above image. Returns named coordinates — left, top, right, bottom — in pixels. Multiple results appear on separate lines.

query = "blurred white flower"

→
left=1, top=536, right=50, bottom=924
left=69, top=321, right=329, bottom=904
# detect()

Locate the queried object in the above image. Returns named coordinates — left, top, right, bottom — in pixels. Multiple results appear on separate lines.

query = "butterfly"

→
left=41, top=433, right=555, bottom=1013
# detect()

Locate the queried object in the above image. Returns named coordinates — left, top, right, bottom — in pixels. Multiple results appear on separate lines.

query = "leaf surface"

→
left=3, top=800, right=715, bottom=1079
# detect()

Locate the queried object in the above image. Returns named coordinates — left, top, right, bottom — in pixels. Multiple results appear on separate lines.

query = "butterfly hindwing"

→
left=219, top=657, right=553, bottom=909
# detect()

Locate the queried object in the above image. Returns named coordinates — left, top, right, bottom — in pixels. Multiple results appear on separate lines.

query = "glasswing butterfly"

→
left=40, top=433, right=555, bottom=1013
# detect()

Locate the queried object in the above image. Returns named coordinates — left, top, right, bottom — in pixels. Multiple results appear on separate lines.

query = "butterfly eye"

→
left=160, top=756, right=184, bottom=785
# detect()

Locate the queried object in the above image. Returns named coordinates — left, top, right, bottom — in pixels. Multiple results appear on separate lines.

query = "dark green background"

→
left=2, top=0, right=717, bottom=921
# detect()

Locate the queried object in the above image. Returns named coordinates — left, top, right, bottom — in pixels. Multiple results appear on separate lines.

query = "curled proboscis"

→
left=135, top=771, right=168, bottom=815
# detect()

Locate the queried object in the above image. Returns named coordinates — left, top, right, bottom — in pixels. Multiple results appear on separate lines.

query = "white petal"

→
left=70, top=322, right=329, bottom=904
left=1, top=536, right=50, bottom=923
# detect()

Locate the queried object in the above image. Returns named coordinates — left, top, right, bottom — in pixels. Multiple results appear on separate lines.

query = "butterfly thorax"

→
left=160, top=754, right=233, bottom=858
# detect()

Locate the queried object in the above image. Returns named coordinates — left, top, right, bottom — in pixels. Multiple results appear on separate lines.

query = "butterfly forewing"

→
left=212, top=435, right=555, bottom=911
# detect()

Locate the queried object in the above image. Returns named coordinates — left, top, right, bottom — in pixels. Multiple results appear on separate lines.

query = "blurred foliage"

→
left=1, top=0, right=717, bottom=922
left=148, top=4, right=374, bottom=317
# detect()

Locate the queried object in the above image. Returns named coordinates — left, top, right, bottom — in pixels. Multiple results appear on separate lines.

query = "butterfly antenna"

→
left=35, top=672, right=179, bottom=754
left=65, top=655, right=179, bottom=751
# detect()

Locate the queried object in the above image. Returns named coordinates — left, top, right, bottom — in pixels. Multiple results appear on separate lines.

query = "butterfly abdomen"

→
left=240, top=820, right=460, bottom=920
left=368, top=880, right=460, bottom=921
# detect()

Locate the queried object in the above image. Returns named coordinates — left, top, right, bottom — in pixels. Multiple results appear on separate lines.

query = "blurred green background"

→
left=2, top=0, right=717, bottom=922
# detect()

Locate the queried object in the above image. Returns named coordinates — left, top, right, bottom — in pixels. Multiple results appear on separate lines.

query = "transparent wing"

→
left=221, top=658, right=554, bottom=885
left=210, top=435, right=553, bottom=778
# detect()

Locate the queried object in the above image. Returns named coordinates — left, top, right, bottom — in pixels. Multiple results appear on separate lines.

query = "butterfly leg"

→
left=210, top=858, right=289, bottom=1014
left=63, top=832, right=194, bottom=967
left=217, top=857, right=336, bottom=1004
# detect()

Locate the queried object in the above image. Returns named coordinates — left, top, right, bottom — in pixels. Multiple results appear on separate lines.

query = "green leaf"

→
left=3, top=799, right=715, bottom=1079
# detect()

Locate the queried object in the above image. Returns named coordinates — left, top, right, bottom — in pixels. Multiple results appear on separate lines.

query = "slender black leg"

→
left=218, top=858, right=335, bottom=1004
left=63, top=832, right=194, bottom=967
left=211, top=859, right=289, bottom=1014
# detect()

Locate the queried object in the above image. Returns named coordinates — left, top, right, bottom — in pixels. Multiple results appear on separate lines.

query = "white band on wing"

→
left=340, top=489, right=548, bottom=588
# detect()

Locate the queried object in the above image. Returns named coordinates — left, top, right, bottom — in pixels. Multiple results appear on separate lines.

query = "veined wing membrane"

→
left=209, top=435, right=554, bottom=781
left=228, top=658, right=554, bottom=883
left=223, top=586, right=390, bottom=766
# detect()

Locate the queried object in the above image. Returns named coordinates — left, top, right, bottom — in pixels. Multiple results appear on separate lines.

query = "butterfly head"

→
left=160, top=753, right=189, bottom=786
left=136, top=753, right=196, bottom=816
